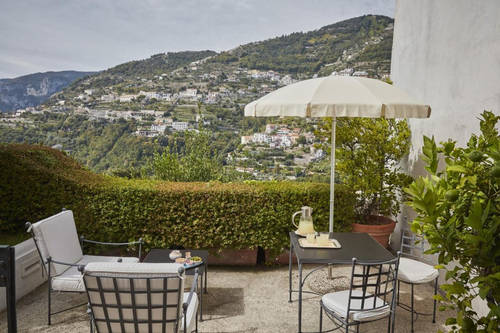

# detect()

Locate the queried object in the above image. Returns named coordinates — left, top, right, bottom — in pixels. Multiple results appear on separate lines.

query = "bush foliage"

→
left=0, top=144, right=356, bottom=254
left=406, top=111, right=500, bottom=332
left=316, top=118, right=412, bottom=220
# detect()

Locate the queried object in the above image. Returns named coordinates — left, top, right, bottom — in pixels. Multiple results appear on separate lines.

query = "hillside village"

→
left=0, top=15, right=393, bottom=179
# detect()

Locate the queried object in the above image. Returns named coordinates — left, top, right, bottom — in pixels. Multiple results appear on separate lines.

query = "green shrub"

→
left=0, top=144, right=96, bottom=232
left=406, top=111, right=500, bottom=332
left=316, top=117, right=412, bottom=220
left=0, top=144, right=356, bottom=255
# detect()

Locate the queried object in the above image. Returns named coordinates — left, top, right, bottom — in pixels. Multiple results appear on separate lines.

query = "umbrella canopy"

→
left=244, top=76, right=431, bottom=237
left=244, top=76, right=431, bottom=118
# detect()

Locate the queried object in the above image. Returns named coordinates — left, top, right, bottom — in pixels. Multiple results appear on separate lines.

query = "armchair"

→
left=81, top=262, right=199, bottom=333
left=26, top=208, right=143, bottom=325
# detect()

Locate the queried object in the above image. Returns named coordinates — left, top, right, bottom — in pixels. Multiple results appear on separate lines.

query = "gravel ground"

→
left=0, top=265, right=453, bottom=332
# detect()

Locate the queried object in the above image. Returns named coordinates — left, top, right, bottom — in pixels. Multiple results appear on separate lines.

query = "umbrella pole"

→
left=329, top=117, right=336, bottom=239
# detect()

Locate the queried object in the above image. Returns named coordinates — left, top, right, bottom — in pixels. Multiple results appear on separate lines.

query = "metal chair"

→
left=319, top=253, right=401, bottom=333
left=81, top=262, right=199, bottom=333
left=397, top=228, right=439, bottom=333
left=26, top=208, right=143, bottom=325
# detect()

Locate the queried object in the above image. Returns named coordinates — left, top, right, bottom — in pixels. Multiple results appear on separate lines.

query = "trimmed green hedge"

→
left=0, top=144, right=357, bottom=254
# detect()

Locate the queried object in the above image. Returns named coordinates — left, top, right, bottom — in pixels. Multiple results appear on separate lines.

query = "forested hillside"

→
left=0, top=15, right=394, bottom=178
left=211, top=15, right=393, bottom=75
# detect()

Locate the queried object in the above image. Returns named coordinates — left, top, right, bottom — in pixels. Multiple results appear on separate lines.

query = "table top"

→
left=143, top=249, right=208, bottom=272
left=290, top=232, right=394, bottom=264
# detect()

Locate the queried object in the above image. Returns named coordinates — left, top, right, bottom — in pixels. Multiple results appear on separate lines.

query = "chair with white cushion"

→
left=25, top=208, right=143, bottom=325
left=319, top=253, right=401, bottom=333
left=81, top=262, right=198, bottom=333
left=397, top=229, right=439, bottom=333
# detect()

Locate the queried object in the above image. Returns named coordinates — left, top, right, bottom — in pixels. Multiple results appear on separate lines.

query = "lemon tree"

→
left=406, top=111, right=500, bottom=332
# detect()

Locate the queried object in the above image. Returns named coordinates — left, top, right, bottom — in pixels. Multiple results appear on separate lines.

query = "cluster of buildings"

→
left=187, top=63, right=295, bottom=86
left=330, top=68, right=369, bottom=77
left=73, top=108, right=165, bottom=121
left=241, top=124, right=315, bottom=149
left=12, top=107, right=42, bottom=117
left=134, top=119, right=190, bottom=137
left=69, top=63, right=302, bottom=110
left=97, top=87, right=242, bottom=105
left=246, top=69, right=295, bottom=86
left=98, top=88, right=205, bottom=104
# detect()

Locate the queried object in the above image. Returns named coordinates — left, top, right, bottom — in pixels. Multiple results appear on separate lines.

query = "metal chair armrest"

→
left=45, top=257, right=80, bottom=267
left=80, top=237, right=143, bottom=246
left=80, top=237, right=144, bottom=258
left=45, top=256, right=81, bottom=279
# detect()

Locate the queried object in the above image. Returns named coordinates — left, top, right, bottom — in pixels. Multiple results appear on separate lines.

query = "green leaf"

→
left=445, top=318, right=457, bottom=325
left=464, top=199, right=484, bottom=230
left=447, top=165, right=468, bottom=173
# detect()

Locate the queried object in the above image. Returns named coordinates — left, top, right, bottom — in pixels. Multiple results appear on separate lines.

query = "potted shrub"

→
left=334, top=118, right=413, bottom=247
left=405, top=111, right=499, bottom=332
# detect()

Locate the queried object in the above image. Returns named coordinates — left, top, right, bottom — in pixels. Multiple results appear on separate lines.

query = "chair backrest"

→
left=400, top=228, right=426, bottom=260
left=30, top=210, right=83, bottom=275
left=83, top=262, right=185, bottom=333
left=346, top=254, right=400, bottom=319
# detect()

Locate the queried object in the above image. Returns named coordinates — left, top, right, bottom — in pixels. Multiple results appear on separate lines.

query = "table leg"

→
left=298, top=262, right=303, bottom=333
left=289, top=238, right=293, bottom=303
left=204, top=262, right=208, bottom=294
left=200, top=272, right=204, bottom=321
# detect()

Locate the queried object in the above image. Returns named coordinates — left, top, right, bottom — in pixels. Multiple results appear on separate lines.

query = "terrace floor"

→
left=1, top=265, right=453, bottom=332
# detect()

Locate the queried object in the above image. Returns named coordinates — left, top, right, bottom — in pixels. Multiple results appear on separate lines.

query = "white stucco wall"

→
left=392, top=0, right=500, bottom=166
left=390, top=0, right=500, bottom=317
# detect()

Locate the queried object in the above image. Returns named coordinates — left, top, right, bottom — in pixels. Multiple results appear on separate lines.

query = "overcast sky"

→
left=0, top=0, right=394, bottom=78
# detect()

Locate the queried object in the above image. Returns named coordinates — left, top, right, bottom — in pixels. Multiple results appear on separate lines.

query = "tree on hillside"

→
left=152, top=130, right=223, bottom=182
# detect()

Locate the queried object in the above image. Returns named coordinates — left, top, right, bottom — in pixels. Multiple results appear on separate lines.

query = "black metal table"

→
left=144, top=249, right=208, bottom=321
left=288, top=232, right=394, bottom=333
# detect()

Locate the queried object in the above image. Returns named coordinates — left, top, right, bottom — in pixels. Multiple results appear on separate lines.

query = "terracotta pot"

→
left=352, top=215, right=396, bottom=248
left=207, top=248, right=258, bottom=266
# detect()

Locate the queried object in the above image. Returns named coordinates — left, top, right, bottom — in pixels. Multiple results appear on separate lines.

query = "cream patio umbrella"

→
left=244, top=76, right=431, bottom=238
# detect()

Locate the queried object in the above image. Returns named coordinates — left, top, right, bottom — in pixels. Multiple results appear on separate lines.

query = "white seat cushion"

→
left=78, top=255, right=140, bottom=266
left=398, top=257, right=439, bottom=284
left=52, top=255, right=139, bottom=292
left=84, top=262, right=183, bottom=275
left=322, top=290, right=390, bottom=322
left=31, top=210, right=83, bottom=275
left=181, top=292, right=198, bottom=333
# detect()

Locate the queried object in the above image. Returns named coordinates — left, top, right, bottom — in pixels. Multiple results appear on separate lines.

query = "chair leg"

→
left=319, top=303, right=323, bottom=333
left=433, top=277, right=438, bottom=323
left=391, top=310, right=396, bottom=333
left=411, top=283, right=414, bottom=333
left=47, top=280, right=51, bottom=325
left=397, top=280, right=400, bottom=305
left=356, top=323, right=360, bottom=333
left=196, top=307, right=199, bottom=333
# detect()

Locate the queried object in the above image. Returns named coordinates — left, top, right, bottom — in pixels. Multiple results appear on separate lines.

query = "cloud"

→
left=0, top=0, right=394, bottom=78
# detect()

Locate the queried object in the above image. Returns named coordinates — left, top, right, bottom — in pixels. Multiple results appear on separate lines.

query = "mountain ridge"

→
left=52, top=15, right=393, bottom=104
left=0, top=70, right=95, bottom=112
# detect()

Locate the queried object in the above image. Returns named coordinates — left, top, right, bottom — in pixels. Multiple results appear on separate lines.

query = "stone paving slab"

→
left=0, top=265, right=453, bottom=332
